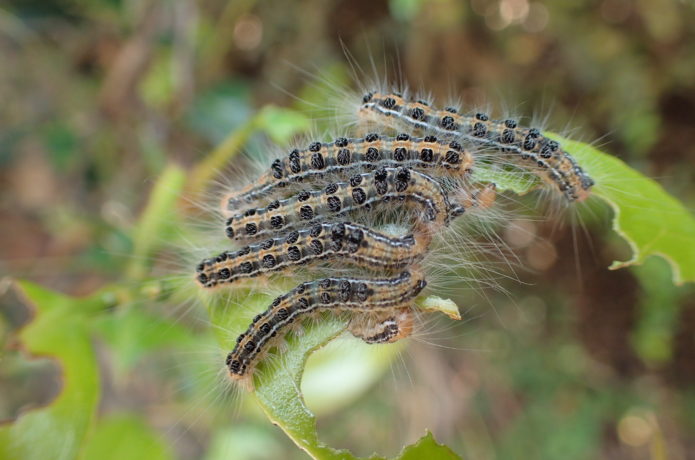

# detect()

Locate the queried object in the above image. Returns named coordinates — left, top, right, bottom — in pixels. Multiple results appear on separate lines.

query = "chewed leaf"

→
left=253, top=316, right=354, bottom=460
left=0, top=281, right=105, bottom=460
left=417, top=295, right=461, bottom=320
left=548, top=134, right=695, bottom=284
left=395, top=431, right=461, bottom=460
left=479, top=133, right=695, bottom=284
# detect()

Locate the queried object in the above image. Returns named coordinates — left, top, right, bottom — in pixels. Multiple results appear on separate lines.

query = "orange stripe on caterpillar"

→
left=347, top=307, right=414, bottom=344
left=359, top=92, right=594, bottom=202
left=226, top=270, right=427, bottom=388
left=224, top=167, right=464, bottom=242
left=196, top=221, right=428, bottom=288
left=223, top=133, right=473, bottom=213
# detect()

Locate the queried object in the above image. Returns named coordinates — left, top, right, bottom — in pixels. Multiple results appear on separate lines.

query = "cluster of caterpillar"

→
left=196, top=85, right=595, bottom=390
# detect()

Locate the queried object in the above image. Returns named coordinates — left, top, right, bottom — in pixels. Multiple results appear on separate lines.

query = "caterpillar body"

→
left=196, top=221, right=427, bottom=288
left=224, top=134, right=474, bottom=213
left=359, top=92, right=594, bottom=202
left=225, top=270, right=427, bottom=388
left=347, top=307, right=414, bottom=345
left=224, top=167, right=464, bottom=242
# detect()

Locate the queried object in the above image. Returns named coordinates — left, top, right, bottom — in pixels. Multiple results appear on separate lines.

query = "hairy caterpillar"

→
left=224, top=167, right=464, bottom=242
left=196, top=221, right=428, bottom=288
left=225, top=270, right=427, bottom=389
left=347, top=307, right=414, bottom=345
left=357, top=92, right=594, bottom=202
left=223, top=134, right=474, bottom=212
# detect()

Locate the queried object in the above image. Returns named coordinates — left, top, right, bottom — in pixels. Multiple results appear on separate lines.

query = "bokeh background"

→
left=2, top=0, right=695, bottom=459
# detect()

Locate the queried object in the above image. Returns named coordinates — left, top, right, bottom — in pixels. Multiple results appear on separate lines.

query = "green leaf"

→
left=127, top=164, right=187, bottom=280
left=205, top=288, right=353, bottom=459
left=253, top=316, right=353, bottom=460
left=551, top=134, right=695, bottom=284
left=0, top=281, right=105, bottom=460
left=395, top=432, right=461, bottom=460
left=255, top=105, right=311, bottom=145
left=82, top=413, right=173, bottom=460
left=481, top=134, right=695, bottom=284
left=204, top=287, right=464, bottom=459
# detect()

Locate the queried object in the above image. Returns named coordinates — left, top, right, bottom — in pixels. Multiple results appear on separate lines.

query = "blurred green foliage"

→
left=2, top=0, right=695, bottom=459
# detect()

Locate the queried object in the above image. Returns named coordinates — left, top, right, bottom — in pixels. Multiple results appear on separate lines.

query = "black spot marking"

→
left=309, top=142, right=321, bottom=152
left=331, top=222, right=345, bottom=240
left=475, top=112, right=489, bottom=121
left=337, top=148, right=350, bottom=165
left=382, top=97, right=396, bottom=109
left=285, top=231, right=299, bottom=244
left=355, top=282, right=369, bottom=302
left=267, top=200, right=280, bottom=210
left=420, top=148, right=434, bottom=162
left=502, top=129, right=515, bottom=144
left=473, top=122, right=487, bottom=137
left=327, top=196, right=342, bottom=212
left=335, top=137, right=348, bottom=147
left=504, top=119, right=518, bottom=128
left=297, top=190, right=311, bottom=201
left=311, top=152, right=325, bottom=170
left=239, top=261, right=253, bottom=274
left=310, top=239, right=324, bottom=255
left=394, top=147, right=407, bottom=161
left=262, top=254, right=276, bottom=269
left=441, top=116, right=456, bottom=130
left=287, top=245, right=301, bottom=261
left=339, top=280, right=351, bottom=301
left=319, top=278, right=331, bottom=289
left=310, top=224, right=322, bottom=237
left=445, top=151, right=460, bottom=164
left=325, top=183, right=338, bottom=194
left=362, top=92, right=373, bottom=103
left=365, top=132, right=379, bottom=142
left=366, top=147, right=380, bottom=162
left=424, top=135, right=437, bottom=142
left=523, top=135, right=537, bottom=151
left=245, top=223, right=258, bottom=236
left=411, top=107, right=424, bottom=120
left=352, top=187, right=367, bottom=204
left=348, top=228, right=364, bottom=245
left=270, top=215, right=284, bottom=229
left=350, top=174, right=363, bottom=187
left=260, top=238, right=274, bottom=250
left=396, top=133, right=410, bottom=141
left=271, top=159, right=283, bottom=179
left=299, top=205, right=314, bottom=220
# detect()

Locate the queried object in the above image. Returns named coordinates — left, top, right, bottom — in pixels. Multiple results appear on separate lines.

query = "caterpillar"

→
left=225, top=270, right=427, bottom=389
left=223, top=134, right=474, bottom=212
left=358, top=92, right=594, bottom=202
left=347, top=307, right=414, bottom=345
left=224, top=167, right=464, bottom=242
left=196, top=221, right=427, bottom=288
